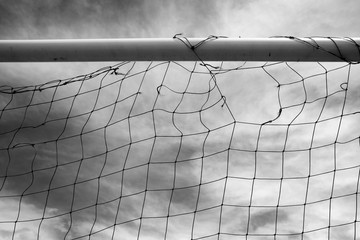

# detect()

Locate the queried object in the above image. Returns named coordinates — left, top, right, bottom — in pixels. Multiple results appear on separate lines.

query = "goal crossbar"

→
left=0, top=37, right=359, bottom=62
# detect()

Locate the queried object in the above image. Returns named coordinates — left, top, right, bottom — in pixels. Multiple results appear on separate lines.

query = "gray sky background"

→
left=1, top=0, right=360, bottom=39
left=0, top=1, right=360, bottom=240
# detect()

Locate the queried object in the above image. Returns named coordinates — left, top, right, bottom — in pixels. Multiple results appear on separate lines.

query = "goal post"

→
left=0, top=37, right=360, bottom=62
left=1, top=37, right=360, bottom=240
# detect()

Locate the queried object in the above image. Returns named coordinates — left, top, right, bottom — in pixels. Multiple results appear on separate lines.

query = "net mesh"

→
left=0, top=37, right=360, bottom=240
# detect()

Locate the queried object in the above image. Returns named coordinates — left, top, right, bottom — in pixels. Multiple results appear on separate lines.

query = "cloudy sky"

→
left=1, top=1, right=360, bottom=240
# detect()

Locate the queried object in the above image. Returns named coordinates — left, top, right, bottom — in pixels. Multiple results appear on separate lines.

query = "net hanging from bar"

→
left=0, top=37, right=360, bottom=240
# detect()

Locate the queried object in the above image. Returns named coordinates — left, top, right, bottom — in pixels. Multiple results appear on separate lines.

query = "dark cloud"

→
left=249, top=208, right=289, bottom=233
left=0, top=229, right=11, bottom=239
left=0, top=0, right=224, bottom=39
left=0, top=0, right=145, bottom=39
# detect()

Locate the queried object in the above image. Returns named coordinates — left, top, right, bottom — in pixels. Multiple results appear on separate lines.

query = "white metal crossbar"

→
left=0, top=37, right=359, bottom=62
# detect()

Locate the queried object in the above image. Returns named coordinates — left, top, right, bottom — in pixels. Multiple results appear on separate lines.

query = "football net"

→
left=0, top=36, right=360, bottom=240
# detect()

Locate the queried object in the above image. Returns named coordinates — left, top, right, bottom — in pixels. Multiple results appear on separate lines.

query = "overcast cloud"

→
left=0, top=1, right=360, bottom=240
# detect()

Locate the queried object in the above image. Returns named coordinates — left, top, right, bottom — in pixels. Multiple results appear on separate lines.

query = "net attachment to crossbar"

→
left=0, top=36, right=360, bottom=240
